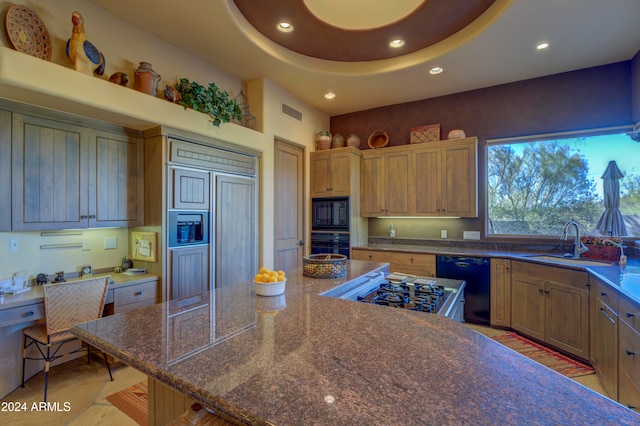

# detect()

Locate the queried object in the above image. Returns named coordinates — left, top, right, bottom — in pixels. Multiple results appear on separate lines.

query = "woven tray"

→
left=303, top=254, right=347, bottom=278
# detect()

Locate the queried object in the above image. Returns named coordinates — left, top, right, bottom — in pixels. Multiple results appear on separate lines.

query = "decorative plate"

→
left=5, top=4, right=52, bottom=60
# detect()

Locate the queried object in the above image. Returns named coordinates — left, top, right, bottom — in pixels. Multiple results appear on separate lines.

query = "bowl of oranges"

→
left=253, top=267, right=287, bottom=296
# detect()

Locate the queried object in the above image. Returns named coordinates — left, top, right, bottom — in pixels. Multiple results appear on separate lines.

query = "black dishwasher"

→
left=436, top=255, right=490, bottom=325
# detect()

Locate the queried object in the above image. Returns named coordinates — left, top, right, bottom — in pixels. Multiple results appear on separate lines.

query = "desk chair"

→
left=21, top=276, right=113, bottom=402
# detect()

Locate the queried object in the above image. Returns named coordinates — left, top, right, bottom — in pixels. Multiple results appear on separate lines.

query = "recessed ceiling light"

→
left=389, top=39, right=405, bottom=48
left=276, top=22, right=294, bottom=33
left=536, top=42, right=549, bottom=50
left=324, top=92, right=336, bottom=100
left=429, top=67, right=443, bottom=75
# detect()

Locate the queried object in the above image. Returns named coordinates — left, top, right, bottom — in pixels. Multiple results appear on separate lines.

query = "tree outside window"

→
left=488, top=132, right=640, bottom=237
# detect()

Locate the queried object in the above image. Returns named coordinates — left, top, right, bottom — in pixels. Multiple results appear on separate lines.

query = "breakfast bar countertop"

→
left=71, top=260, right=640, bottom=425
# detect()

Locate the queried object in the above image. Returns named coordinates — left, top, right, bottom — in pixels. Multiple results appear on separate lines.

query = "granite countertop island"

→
left=72, top=260, right=640, bottom=425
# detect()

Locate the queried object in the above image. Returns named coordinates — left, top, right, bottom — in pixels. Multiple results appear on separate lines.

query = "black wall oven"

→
left=312, top=197, right=349, bottom=231
left=310, top=232, right=350, bottom=258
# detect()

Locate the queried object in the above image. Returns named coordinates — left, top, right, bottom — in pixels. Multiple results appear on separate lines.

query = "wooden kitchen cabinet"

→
left=490, top=258, right=511, bottom=328
left=169, top=245, right=210, bottom=300
left=361, top=149, right=410, bottom=217
left=310, top=147, right=360, bottom=198
left=412, top=138, right=478, bottom=217
left=360, top=138, right=477, bottom=218
left=11, top=113, right=143, bottom=231
left=511, top=261, right=590, bottom=360
left=171, top=167, right=210, bottom=210
left=351, top=249, right=435, bottom=277
left=618, top=293, right=640, bottom=413
left=0, top=109, right=11, bottom=232
left=590, top=276, right=619, bottom=400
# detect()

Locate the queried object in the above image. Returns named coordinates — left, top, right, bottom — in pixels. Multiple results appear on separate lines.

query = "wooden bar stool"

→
left=21, top=276, right=113, bottom=402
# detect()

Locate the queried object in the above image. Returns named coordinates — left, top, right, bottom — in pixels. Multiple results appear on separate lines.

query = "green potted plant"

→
left=175, top=78, right=243, bottom=127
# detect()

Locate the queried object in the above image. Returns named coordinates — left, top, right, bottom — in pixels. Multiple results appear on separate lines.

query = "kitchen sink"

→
left=525, top=255, right=614, bottom=267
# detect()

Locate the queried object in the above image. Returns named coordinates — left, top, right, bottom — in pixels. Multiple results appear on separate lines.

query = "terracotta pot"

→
left=134, top=62, right=161, bottom=96
left=316, top=136, right=331, bottom=150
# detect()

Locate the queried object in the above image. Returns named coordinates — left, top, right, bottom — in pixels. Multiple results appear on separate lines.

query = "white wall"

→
left=0, top=0, right=329, bottom=281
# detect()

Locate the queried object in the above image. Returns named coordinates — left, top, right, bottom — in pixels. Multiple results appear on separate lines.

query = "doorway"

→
left=274, top=139, right=305, bottom=271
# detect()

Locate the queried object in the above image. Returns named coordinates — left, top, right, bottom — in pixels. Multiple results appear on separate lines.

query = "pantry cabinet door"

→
left=12, top=113, right=89, bottom=230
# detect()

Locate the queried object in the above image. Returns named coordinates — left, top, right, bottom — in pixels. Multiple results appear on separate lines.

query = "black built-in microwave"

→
left=312, top=197, right=349, bottom=230
left=168, top=210, right=209, bottom=247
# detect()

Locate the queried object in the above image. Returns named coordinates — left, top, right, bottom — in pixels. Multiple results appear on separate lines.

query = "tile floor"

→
left=1, top=357, right=146, bottom=426
left=1, top=325, right=610, bottom=426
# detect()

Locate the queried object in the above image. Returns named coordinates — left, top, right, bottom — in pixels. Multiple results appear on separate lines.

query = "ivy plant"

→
left=175, top=78, right=243, bottom=127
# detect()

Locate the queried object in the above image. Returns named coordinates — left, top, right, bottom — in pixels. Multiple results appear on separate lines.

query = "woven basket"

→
left=303, top=254, right=348, bottom=278
left=368, top=130, right=389, bottom=149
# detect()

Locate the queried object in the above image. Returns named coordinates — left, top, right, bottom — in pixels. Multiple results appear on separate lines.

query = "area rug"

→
left=106, top=381, right=148, bottom=426
left=491, top=332, right=595, bottom=378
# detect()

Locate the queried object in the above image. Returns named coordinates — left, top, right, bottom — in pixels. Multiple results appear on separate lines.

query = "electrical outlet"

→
left=440, top=230, right=447, bottom=239
left=82, top=238, right=91, bottom=251
left=10, top=237, right=18, bottom=253
left=463, top=231, right=481, bottom=240
left=104, top=236, right=117, bottom=250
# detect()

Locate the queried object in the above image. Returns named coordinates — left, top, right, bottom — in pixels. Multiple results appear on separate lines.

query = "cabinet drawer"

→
left=593, top=277, right=618, bottom=312
left=114, top=281, right=159, bottom=308
left=389, top=252, right=435, bottom=268
left=0, top=303, right=44, bottom=327
left=619, top=294, right=640, bottom=332
left=619, top=321, right=640, bottom=386
left=389, top=265, right=436, bottom=278
left=352, top=250, right=388, bottom=263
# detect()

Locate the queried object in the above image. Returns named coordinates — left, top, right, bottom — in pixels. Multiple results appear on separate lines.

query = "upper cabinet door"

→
left=0, top=110, right=11, bottom=232
left=442, top=140, right=477, bottom=217
left=310, top=148, right=353, bottom=198
left=91, top=129, right=144, bottom=227
left=12, top=113, right=89, bottom=231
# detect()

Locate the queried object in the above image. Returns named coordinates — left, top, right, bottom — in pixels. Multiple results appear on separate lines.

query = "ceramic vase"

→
left=316, top=131, right=331, bottom=150
left=347, top=134, right=361, bottom=148
left=331, top=133, right=346, bottom=148
left=134, top=62, right=161, bottom=96
left=448, top=129, right=466, bottom=140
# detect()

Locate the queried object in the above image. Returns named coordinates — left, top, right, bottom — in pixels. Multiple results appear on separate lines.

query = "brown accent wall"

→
left=331, top=61, right=632, bottom=147
left=332, top=62, right=633, bottom=240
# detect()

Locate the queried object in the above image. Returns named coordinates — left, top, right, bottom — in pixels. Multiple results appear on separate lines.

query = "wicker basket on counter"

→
left=303, top=254, right=347, bottom=278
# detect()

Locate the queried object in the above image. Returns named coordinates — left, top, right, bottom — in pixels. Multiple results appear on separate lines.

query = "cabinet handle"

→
left=627, top=404, right=636, bottom=409
left=600, top=292, right=607, bottom=296
left=544, top=290, right=549, bottom=294
left=368, top=255, right=372, bottom=261
left=626, top=349, right=636, bottom=356
left=80, top=215, right=88, bottom=219
left=410, top=258, right=414, bottom=263
left=134, top=291, right=142, bottom=297
left=89, top=215, right=96, bottom=219
left=626, top=312, right=635, bottom=318
left=599, top=307, right=616, bottom=324
left=538, top=289, right=543, bottom=294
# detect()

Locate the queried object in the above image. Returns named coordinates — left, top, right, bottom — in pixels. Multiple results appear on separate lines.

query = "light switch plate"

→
left=82, top=238, right=91, bottom=251
left=463, top=231, right=480, bottom=240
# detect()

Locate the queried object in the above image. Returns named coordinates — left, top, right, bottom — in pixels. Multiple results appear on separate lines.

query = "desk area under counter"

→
left=0, top=272, right=160, bottom=400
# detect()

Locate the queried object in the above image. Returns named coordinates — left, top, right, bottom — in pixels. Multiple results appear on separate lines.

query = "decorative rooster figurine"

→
left=66, top=11, right=105, bottom=76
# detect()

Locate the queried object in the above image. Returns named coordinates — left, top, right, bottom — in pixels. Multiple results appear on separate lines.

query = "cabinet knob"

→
left=538, top=289, right=544, bottom=294
left=410, top=258, right=414, bottom=263
left=134, top=291, right=142, bottom=297
left=80, top=215, right=88, bottom=219
left=626, top=349, right=636, bottom=356
left=368, top=255, right=372, bottom=261
left=297, top=240, right=304, bottom=246
left=25, top=311, right=34, bottom=317
left=544, top=290, right=549, bottom=294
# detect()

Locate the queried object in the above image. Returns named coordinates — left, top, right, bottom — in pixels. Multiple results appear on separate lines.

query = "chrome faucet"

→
left=561, top=221, right=589, bottom=259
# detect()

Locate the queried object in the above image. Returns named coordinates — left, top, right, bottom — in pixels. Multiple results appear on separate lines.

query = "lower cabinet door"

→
left=170, top=246, right=210, bottom=300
